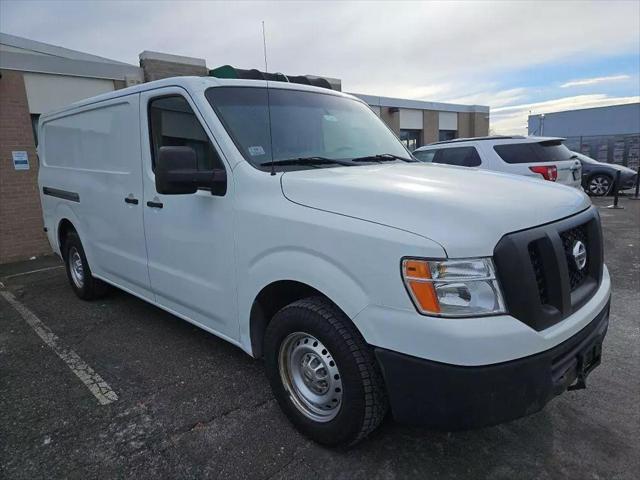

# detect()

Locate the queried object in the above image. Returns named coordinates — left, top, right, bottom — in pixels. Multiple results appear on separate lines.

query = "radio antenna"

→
left=262, top=21, right=276, bottom=176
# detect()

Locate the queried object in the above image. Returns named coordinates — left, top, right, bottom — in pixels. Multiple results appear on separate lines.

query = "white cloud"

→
left=560, top=75, right=631, bottom=88
left=1, top=0, right=638, bottom=97
left=491, top=94, right=640, bottom=135
left=444, top=88, right=527, bottom=108
left=1, top=0, right=639, bottom=140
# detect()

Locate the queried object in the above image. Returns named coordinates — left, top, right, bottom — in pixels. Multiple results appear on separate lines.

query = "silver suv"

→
left=413, top=136, right=582, bottom=188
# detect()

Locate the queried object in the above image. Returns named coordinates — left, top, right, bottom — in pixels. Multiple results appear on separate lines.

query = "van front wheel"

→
left=264, top=297, right=388, bottom=446
left=63, top=231, right=109, bottom=300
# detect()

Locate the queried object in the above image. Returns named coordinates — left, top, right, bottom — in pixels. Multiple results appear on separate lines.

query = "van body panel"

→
left=279, top=162, right=590, bottom=258
left=138, top=87, right=239, bottom=341
left=39, top=95, right=153, bottom=299
left=229, top=162, right=447, bottom=354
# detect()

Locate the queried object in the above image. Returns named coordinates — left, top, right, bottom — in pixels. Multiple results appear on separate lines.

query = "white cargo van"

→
left=38, top=77, right=611, bottom=446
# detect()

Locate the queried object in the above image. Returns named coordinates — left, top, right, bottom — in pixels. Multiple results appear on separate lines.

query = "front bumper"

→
left=375, top=299, right=610, bottom=430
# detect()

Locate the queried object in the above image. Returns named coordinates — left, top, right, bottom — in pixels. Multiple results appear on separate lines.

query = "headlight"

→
left=401, top=258, right=506, bottom=317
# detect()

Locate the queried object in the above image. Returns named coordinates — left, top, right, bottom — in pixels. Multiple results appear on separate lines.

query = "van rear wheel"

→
left=62, top=231, right=109, bottom=300
left=264, top=296, right=388, bottom=446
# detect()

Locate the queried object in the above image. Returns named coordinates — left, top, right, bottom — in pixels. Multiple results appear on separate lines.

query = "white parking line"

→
left=2, top=265, right=64, bottom=280
left=0, top=289, right=118, bottom=405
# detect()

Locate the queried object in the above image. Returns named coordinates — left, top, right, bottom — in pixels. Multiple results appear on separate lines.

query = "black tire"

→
left=264, top=296, right=388, bottom=447
left=62, top=230, right=109, bottom=300
left=587, top=174, right=613, bottom=196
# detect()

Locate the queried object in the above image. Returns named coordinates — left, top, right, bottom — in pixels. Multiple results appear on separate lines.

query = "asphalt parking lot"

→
left=1, top=196, right=638, bottom=480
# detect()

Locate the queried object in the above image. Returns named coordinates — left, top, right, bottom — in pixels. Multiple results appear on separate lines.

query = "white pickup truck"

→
left=38, top=77, right=611, bottom=446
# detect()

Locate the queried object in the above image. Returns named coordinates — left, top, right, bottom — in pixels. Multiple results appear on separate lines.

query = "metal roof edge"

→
left=527, top=102, right=640, bottom=119
left=0, top=32, right=134, bottom=66
left=349, top=92, right=490, bottom=113
left=0, top=50, right=143, bottom=81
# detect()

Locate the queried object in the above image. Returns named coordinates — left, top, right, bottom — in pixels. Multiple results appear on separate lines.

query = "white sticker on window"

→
left=323, top=115, right=338, bottom=122
left=248, top=146, right=266, bottom=156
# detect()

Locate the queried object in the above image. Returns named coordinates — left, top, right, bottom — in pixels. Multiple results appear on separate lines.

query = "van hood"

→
left=280, top=163, right=591, bottom=257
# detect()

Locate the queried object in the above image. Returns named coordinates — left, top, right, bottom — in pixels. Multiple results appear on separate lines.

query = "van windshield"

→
left=206, top=87, right=411, bottom=171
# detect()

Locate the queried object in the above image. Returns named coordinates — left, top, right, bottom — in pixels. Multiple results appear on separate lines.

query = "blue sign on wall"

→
left=12, top=151, right=29, bottom=170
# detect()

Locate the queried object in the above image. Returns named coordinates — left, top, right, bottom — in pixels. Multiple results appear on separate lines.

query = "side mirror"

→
left=155, top=146, right=226, bottom=196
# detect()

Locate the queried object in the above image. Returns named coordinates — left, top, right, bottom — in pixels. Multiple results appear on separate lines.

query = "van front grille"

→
left=560, top=225, right=589, bottom=291
left=528, top=242, right=548, bottom=305
left=494, top=207, right=603, bottom=331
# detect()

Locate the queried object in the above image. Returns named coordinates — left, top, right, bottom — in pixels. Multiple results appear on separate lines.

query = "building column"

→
left=471, top=112, right=490, bottom=137
left=139, top=51, right=208, bottom=82
left=457, top=112, right=472, bottom=138
left=422, top=110, right=439, bottom=144
left=0, top=70, right=50, bottom=263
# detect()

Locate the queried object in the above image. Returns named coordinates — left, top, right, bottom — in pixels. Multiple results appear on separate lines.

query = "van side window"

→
left=148, top=95, right=222, bottom=171
left=433, top=147, right=481, bottom=167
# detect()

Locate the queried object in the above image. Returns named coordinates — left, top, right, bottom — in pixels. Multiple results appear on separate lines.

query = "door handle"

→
left=146, top=200, right=163, bottom=209
left=124, top=197, right=139, bottom=205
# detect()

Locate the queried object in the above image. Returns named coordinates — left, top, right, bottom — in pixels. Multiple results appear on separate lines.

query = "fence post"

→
left=630, top=166, right=640, bottom=200
left=607, top=170, right=624, bottom=209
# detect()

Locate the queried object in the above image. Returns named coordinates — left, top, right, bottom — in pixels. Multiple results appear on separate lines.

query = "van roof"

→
left=39, top=76, right=357, bottom=119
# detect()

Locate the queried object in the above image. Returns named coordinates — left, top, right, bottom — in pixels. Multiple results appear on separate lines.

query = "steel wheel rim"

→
left=278, top=332, right=343, bottom=422
left=589, top=176, right=610, bottom=195
left=68, top=247, right=84, bottom=289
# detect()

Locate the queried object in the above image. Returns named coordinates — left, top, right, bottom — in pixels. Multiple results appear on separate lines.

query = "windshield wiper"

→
left=260, top=156, right=354, bottom=167
left=350, top=153, right=415, bottom=163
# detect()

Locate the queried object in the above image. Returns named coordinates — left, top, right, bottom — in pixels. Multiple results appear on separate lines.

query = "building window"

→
left=400, top=129, right=422, bottom=152
left=439, top=130, right=457, bottom=141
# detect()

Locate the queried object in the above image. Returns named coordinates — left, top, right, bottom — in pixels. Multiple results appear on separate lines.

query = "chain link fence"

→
left=563, top=134, right=640, bottom=170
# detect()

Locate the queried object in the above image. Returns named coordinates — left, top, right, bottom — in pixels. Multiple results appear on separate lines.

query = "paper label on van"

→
left=248, top=146, right=265, bottom=156
left=323, top=115, right=338, bottom=122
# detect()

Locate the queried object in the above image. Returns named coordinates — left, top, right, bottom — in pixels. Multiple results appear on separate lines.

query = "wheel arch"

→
left=589, top=170, right=613, bottom=180
left=52, top=203, right=93, bottom=265
left=57, top=218, right=76, bottom=255
left=248, top=279, right=363, bottom=359
left=241, top=248, right=370, bottom=358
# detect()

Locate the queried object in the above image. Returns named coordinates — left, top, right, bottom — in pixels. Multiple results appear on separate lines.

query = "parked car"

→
left=413, top=136, right=582, bottom=189
left=38, top=77, right=610, bottom=446
left=572, top=151, right=638, bottom=196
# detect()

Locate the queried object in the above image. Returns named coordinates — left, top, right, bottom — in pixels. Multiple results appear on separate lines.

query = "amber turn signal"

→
left=402, top=259, right=441, bottom=314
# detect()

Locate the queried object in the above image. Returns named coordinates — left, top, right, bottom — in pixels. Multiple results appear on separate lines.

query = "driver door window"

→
left=148, top=95, right=222, bottom=171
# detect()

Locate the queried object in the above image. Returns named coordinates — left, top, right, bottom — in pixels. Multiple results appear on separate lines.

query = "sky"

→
left=1, top=0, right=639, bottom=134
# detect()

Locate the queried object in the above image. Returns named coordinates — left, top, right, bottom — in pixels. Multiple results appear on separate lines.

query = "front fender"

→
left=238, top=246, right=369, bottom=353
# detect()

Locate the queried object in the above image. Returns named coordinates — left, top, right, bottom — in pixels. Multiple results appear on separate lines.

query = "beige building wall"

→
left=422, top=110, right=439, bottom=144
left=380, top=108, right=489, bottom=144
left=457, top=112, right=472, bottom=138
left=380, top=108, right=400, bottom=134
left=472, top=112, right=490, bottom=137
left=457, top=111, right=490, bottom=138
left=22, top=72, right=116, bottom=114
left=139, top=51, right=208, bottom=82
